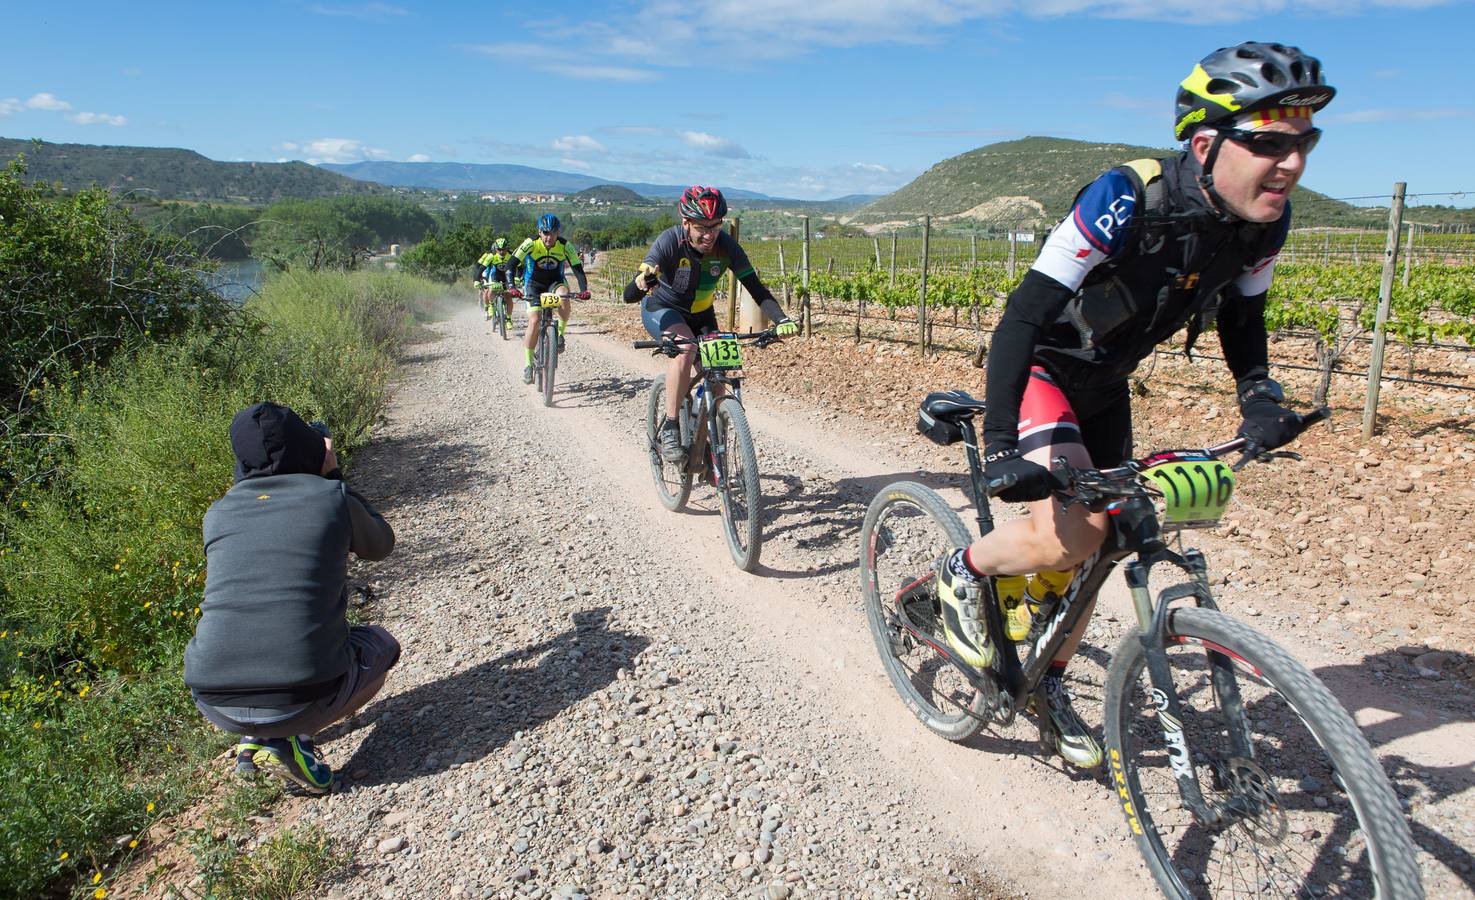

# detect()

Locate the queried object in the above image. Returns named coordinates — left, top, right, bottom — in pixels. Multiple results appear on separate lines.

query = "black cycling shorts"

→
left=641, top=301, right=718, bottom=340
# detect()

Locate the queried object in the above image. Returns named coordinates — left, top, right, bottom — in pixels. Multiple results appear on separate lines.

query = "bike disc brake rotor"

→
left=1212, top=756, right=1290, bottom=845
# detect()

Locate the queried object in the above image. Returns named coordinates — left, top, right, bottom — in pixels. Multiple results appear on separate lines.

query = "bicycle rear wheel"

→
left=712, top=397, right=761, bottom=571
left=859, top=481, right=990, bottom=741
left=1104, top=607, right=1422, bottom=899
left=541, top=326, right=558, bottom=407
left=645, top=379, right=691, bottom=511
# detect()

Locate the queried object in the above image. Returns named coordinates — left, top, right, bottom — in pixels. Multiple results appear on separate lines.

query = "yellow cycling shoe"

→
left=996, top=574, right=1030, bottom=643
left=935, top=550, right=994, bottom=669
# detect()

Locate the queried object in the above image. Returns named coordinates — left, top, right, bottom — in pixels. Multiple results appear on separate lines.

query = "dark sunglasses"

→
left=1221, top=127, right=1321, bottom=159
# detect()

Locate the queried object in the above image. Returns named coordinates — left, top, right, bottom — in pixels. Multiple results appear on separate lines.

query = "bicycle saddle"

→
left=920, top=391, right=987, bottom=422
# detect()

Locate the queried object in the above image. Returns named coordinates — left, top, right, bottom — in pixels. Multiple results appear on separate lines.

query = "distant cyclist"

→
left=478, top=238, right=520, bottom=321
left=623, top=185, right=798, bottom=462
left=933, top=42, right=1334, bottom=769
left=514, top=214, right=589, bottom=384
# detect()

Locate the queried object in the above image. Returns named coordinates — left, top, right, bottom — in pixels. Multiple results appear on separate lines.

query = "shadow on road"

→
left=332, top=607, right=648, bottom=788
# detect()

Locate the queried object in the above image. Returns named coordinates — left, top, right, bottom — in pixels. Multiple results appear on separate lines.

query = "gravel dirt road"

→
left=251, top=295, right=1473, bottom=899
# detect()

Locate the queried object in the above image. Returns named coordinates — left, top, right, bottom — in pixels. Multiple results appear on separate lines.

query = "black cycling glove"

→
left=1236, top=377, right=1299, bottom=451
left=984, top=445, right=1056, bottom=503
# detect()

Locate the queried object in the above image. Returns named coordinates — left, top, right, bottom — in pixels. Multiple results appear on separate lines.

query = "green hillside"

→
left=569, top=184, right=650, bottom=203
left=0, top=137, right=383, bottom=203
left=851, top=136, right=1380, bottom=229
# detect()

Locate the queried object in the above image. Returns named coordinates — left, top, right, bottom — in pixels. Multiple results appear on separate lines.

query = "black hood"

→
left=229, top=402, right=326, bottom=482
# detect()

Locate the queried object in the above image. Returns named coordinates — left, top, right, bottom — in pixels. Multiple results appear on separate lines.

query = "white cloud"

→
left=1320, top=106, right=1471, bottom=125
left=0, top=98, right=22, bottom=117
left=559, top=157, right=594, bottom=171
left=551, top=135, right=608, bottom=154
left=67, top=111, right=127, bottom=126
left=852, top=162, right=892, bottom=173
left=681, top=131, right=751, bottom=159
left=408, top=153, right=431, bottom=162
left=280, top=138, right=392, bottom=164
left=308, top=2, right=410, bottom=21
left=463, top=44, right=659, bottom=82
left=26, top=92, right=72, bottom=111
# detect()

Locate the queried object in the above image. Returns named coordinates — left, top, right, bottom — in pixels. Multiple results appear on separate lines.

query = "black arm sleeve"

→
left=981, top=269, right=1078, bottom=449
left=622, top=277, right=646, bottom=304
left=570, top=265, right=588, bottom=292
left=736, top=271, right=788, bottom=323
left=1217, top=289, right=1271, bottom=387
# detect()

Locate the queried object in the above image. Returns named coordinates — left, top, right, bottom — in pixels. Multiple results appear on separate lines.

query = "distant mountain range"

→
left=317, top=160, right=786, bottom=201
left=0, top=137, right=380, bottom=203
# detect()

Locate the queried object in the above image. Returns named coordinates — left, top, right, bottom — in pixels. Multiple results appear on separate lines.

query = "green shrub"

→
left=0, top=268, right=445, bottom=896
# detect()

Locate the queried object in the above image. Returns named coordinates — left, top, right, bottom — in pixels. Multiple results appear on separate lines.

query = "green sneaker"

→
left=256, top=736, right=333, bottom=795
left=234, top=740, right=264, bottom=777
left=1038, top=677, right=1103, bottom=769
left=934, top=550, right=994, bottom=669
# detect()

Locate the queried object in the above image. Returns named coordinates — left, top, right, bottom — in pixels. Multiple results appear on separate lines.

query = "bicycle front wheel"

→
left=497, top=304, right=507, bottom=340
left=712, top=397, right=761, bottom=571
left=541, top=327, right=558, bottom=407
left=859, top=481, right=988, bottom=742
left=1104, top=607, right=1422, bottom=899
left=645, top=379, right=691, bottom=511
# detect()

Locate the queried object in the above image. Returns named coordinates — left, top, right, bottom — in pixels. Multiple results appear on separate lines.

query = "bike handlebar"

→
left=1047, top=407, right=1331, bottom=507
left=634, top=330, right=782, bottom=355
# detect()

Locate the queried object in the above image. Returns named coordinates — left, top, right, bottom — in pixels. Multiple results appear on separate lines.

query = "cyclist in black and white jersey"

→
left=933, top=42, right=1335, bottom=769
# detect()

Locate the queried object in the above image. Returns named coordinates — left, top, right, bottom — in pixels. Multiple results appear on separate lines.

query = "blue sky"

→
left=3, top=1, right=1473, bottom=204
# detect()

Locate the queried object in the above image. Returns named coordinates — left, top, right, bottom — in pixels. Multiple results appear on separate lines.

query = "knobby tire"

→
left=1103, top=606, right=1422, bottom=899
left=859, top=481, right=990, bottom=741
left=713, top=397, right=762, bottom=572
left=646, top=379, right=691, bottom=511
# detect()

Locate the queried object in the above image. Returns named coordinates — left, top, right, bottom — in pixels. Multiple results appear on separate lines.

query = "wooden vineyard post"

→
left=1362, top=182, right=1406, bottom=441
left=889, top=231, right=897, bottom=287
left=970, top=234, right=977, bottom=267
left=801, top=216, right=812, bottom=337
left=1402, top=223, right=1414, bottom=287
left=777, top=242, right=791, bottom=308
left=726, top=217, right=741, bottom=326
left=1007, top=225, right=1017, bottom=278
left=873, top=237, right=882, bottom=270
left=918, top=216, right=931, bottom=356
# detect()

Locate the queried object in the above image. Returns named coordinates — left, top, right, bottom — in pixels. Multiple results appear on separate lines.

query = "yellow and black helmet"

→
left=1175, top=42, right=1335, bottom=140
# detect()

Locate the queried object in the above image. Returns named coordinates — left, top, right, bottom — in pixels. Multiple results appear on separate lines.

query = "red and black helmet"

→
left=679, top=185, right=727, bottom=221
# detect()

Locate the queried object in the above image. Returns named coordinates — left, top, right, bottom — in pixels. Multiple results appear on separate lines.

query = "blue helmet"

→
left=537, top=213, right=561, bottom=233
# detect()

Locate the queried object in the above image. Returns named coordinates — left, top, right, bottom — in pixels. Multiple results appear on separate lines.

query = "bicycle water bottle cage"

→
left=917, top=391, right=986, bottom=446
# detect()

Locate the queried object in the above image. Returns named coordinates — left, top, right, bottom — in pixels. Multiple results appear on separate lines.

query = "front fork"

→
left=1128, top=549, right=1252, bottom=829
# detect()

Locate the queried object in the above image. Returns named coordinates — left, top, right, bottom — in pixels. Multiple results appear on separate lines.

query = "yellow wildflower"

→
left=93, top=872, right=102, bottom=883
left=146, top=802, right=155, bottom=813
left=59, top=851, right=69, bottom=861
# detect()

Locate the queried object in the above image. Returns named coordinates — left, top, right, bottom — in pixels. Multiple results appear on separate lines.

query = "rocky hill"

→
left=0, top=137, right=381, bottom=203
left=850, top=136, right=1375, bottom=229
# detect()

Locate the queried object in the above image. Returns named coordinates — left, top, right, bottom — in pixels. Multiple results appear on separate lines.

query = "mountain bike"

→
left=487, top=283, right=509, bottom=340
left=859, top=391, right=1422, bottom=899
left=528, top=290, right=588, bottom=407
left=633, top=330, right=782, bottom=572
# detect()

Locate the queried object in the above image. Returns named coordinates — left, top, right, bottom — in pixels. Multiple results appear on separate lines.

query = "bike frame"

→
left=920, top=415, right=1256, bottom=826
left=675, top=363, right=742, bottom=480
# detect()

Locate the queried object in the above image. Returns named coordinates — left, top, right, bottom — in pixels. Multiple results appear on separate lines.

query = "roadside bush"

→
left=0, top=268, right=445, bottom=897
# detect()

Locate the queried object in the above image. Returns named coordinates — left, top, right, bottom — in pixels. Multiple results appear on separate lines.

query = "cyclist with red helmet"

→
left=624, top=185, right=799, bottom=461
left=514, top=213, right=590, bottom=384
left=932, top=43, right=1334, bottom=769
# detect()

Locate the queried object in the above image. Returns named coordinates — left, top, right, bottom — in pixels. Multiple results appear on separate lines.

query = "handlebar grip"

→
left=633, top=340, right=661, bottom=349
left=985, top=473, right=1017, bottom=498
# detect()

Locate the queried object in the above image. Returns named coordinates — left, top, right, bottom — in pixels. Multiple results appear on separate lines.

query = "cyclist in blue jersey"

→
left=514, top=214, right=589, bottom=383
left=622, top=186, right=799, bottom=461
left=932, top=43, right=1335, bottom=769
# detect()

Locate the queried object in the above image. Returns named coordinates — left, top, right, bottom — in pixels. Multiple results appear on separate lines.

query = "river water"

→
left=209, top=259, right=265, bottom=303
